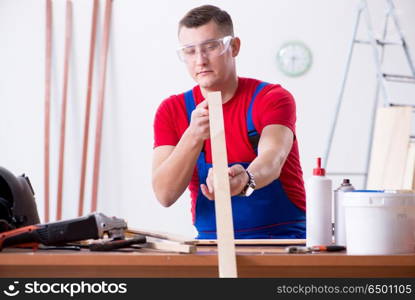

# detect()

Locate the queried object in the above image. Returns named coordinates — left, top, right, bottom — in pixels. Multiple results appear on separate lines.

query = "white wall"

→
left=0, top=0, right=414, bottom=237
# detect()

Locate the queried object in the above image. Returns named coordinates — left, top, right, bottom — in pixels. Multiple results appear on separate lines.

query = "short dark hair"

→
left=178, top=5, right=234, bottom=36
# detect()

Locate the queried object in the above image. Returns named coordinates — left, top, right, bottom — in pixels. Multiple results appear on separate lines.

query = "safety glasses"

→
left=177, top=35, right=233, bottom=63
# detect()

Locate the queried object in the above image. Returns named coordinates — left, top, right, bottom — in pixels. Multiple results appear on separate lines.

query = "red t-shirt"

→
left=153, top=77, right=306, bottom=222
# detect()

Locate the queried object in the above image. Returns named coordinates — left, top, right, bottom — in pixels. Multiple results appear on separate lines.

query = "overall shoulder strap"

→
left=184, top=89, right=196, bottom=124
left=246, top=82, right=269, bottom=151
left=183, top=89, right=207, bottom=161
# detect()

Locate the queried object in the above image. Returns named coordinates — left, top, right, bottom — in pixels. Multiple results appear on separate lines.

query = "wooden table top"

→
left=1, top=246, right=414, bottom=278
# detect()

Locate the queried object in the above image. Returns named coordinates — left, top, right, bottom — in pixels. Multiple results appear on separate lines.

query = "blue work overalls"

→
left=184, top=82, right=306, bottom=239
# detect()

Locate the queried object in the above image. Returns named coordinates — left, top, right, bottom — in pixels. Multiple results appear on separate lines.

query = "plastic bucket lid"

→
left=343, top=190, right=415, bottom=207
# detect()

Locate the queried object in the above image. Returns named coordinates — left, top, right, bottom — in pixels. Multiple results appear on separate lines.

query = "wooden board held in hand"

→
left=207, top=91, right=237, bottom=278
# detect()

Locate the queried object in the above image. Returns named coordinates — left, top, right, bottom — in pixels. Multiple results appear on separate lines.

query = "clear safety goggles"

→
left=177, top=35, right=233, bottom=63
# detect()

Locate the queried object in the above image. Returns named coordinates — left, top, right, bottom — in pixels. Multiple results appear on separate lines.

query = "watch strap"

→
left=239, top=170, right=255, bottom=196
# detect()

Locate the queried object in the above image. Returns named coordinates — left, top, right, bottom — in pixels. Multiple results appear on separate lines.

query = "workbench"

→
left=0, top=246, right=414, bottom=277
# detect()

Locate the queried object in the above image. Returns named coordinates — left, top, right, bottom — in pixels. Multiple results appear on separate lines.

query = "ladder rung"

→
left=383, top=73, right=415, bottom=83
left=354, top=39, right=402, bottom=46
left=389, top=104, right=415, bottom=111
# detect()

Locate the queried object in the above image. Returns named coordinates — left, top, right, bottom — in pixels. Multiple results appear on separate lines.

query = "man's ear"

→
left=231, top=37, right=241, bottom=57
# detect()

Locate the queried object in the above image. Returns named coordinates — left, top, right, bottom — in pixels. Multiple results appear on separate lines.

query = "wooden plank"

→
left=142, top=241, right=196, bottom=254
left=367, top=106, right=412, bottom=189
left=207, top=91, right=237, bottom=278
left=44, top=0, right=52, bottom=222
left=126, top=228, right=197, bottom=245
left=195, top=239, right=306, bottom=246
left=78, top=0, right=99, bottom=216
left=56, top=0, right=73, bottom=220
left=126, top=229, right=306, bottom=246
left=91, top=0, right=112, bottom=212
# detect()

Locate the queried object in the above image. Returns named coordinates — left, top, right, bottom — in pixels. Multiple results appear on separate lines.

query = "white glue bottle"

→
left=306, top=157, right=332, bottom=247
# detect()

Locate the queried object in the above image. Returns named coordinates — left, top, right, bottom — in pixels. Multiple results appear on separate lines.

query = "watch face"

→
left=276, top=41, right=312, bottom=77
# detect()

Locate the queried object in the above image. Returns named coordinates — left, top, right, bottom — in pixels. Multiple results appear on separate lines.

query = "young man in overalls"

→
left=152, top=5, right=306, bottom=239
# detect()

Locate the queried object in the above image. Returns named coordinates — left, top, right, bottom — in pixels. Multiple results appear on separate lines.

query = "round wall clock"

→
left=276, top=41, right=312, bottom=77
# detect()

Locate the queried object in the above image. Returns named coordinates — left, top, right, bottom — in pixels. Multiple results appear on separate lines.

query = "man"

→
left=152, top=5, right=306, bottom=239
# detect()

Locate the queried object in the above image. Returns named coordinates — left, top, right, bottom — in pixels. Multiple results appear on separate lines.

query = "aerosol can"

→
left=334, top=179, right=355, bottom=246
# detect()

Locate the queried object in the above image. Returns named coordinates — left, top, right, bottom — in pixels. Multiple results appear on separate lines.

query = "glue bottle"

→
left=306, top=157, right=332, bottom=247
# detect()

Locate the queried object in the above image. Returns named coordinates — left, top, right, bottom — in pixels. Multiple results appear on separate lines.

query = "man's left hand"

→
left=200, top=164, right=249, bottom=201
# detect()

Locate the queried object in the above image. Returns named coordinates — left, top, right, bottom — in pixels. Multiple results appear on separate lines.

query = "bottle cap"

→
left=313, top=157, right=325, bottom=176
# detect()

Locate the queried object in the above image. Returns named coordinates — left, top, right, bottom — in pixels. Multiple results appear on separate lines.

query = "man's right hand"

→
left=152, top=100, right=210, bottom=207
left=187, top=100, right=210, bottom=141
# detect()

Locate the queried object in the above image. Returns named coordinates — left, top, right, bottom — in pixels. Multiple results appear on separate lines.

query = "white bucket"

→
left=343, top=190, right=415, bottom=255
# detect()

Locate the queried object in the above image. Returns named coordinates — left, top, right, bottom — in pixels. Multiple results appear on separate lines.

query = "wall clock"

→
left=276, top=41, right=312, bottom=77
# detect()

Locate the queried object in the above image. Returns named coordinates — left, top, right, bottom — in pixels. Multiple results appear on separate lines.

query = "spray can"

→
left=334, top=179, right=355, bottom=246
left=306, top=157, right=332, bottom=247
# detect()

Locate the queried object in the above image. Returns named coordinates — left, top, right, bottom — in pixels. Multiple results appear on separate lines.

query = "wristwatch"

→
left=239, top=170, right=256, bottom=197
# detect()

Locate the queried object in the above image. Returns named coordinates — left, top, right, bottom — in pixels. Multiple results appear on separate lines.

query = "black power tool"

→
left=0, top=166, right=40, bottom=232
